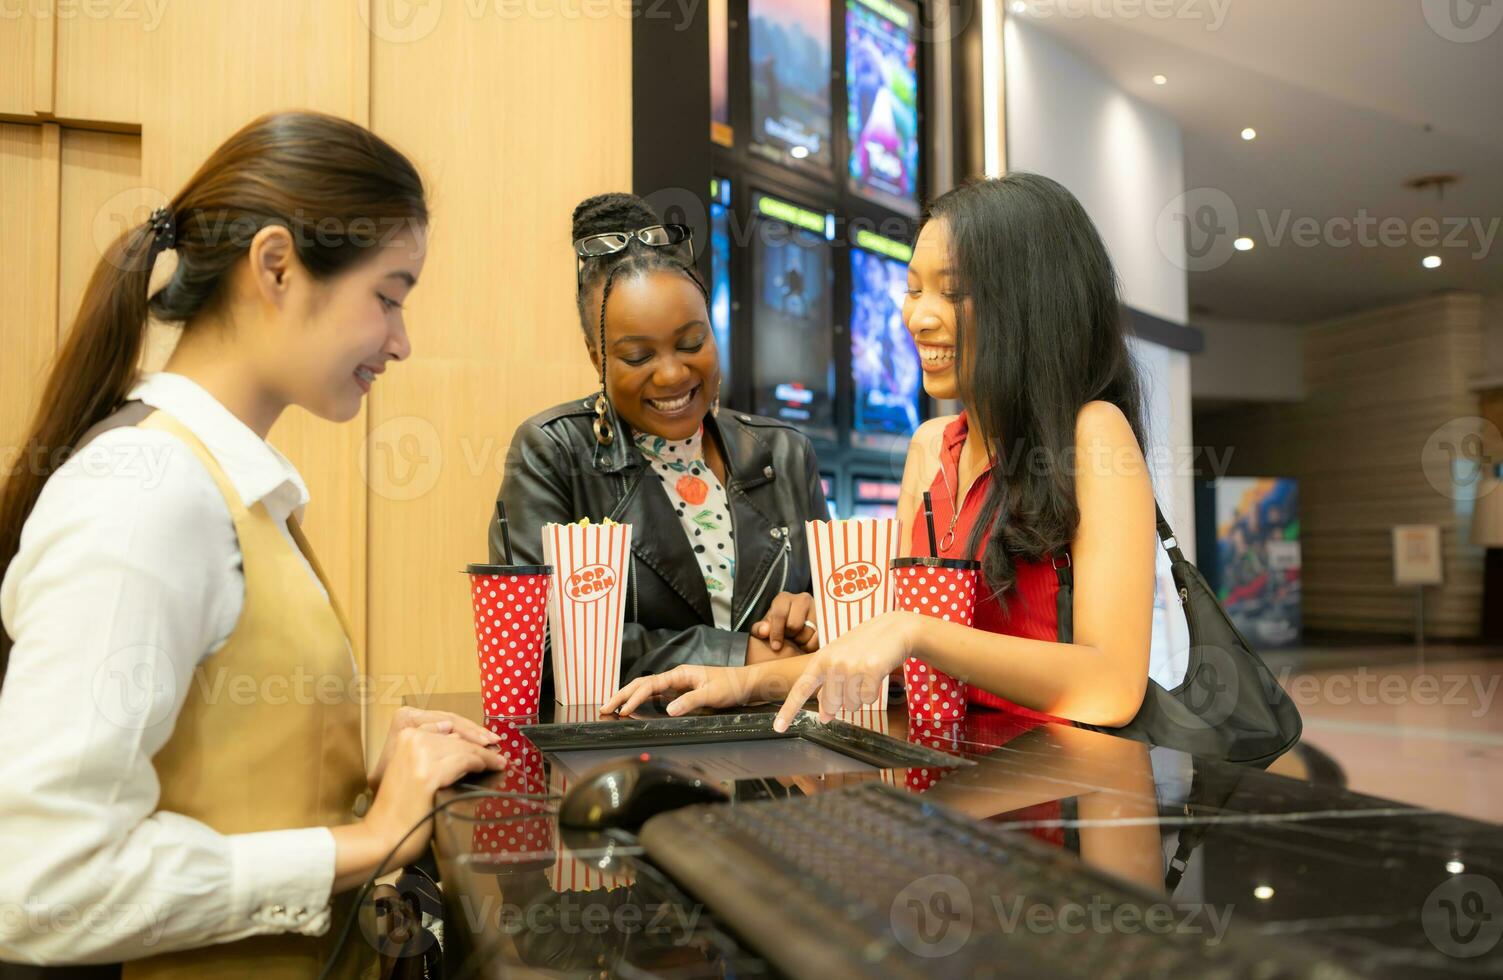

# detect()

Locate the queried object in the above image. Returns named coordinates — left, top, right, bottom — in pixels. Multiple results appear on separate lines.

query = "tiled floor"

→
left=1269, top=645, right=1503, bottom=824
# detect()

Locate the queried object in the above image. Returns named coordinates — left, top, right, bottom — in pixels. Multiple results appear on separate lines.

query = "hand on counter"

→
left=333, top=726, right=509, bottom=893
left=601, top=663, right=750, bottom=717
left=773, top=611, right=917, bottom=732
left=749, top=591, right=820, bottom=654
left=601, top=655, right=815, bottom=718
left=368, top=705, right=503, bottom=791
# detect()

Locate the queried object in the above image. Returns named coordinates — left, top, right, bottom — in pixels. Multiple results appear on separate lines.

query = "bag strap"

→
left=1052, top=554, right=1073, bottom=645
left=1163, top=763, right=1199, bottom=893
left=1055, top=500, right=1181, bottom=595
left=1155, top=503, right=1187, bottom=564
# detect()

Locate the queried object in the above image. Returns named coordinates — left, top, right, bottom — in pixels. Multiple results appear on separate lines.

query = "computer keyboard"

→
left=638, top=782, right=1360, bottom=980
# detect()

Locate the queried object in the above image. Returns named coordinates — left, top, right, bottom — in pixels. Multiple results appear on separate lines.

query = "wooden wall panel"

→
left=0, top=123, right=59, bottom=469
left=1196, top=293, right=1487, bottom=639
left=366, top=5, right=632, bottom=754
left=0, top=7, right=48, bottom=115
left=58, top=129, right=143, bottom=339
left=137, top=2, right=367, bottom=190
left=53, top=1, right=148, bottom=124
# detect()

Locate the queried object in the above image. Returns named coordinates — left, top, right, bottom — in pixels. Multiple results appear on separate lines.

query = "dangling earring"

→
left=594, top=271, right=620, bottom=447
left=711, top=379, right=722, bottom=419
left=593, top=390, right=614, bottom=446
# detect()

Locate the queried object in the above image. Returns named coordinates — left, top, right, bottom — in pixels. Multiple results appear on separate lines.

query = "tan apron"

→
left=116, top=410, right=372, bottom=980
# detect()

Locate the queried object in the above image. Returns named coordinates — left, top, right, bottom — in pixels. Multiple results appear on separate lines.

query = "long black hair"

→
left=924, top=173, right=1146, bottom=600
left=571, top=193, right=709, bottom=391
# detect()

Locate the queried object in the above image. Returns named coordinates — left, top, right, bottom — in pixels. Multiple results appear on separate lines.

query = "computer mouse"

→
left=557, top=754, right=730, bottom=831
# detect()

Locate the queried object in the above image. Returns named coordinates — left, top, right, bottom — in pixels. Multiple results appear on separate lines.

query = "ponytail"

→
left=0, top=222, right=159, bottom=675
left=0, top=110, right=427, bottom=681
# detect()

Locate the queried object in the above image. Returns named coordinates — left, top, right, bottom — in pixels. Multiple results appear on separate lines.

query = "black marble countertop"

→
left=409, top=692, right=1502, bottom=978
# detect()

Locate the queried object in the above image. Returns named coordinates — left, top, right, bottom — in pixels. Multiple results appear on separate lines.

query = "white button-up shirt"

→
left=0, top=373, right=342, bottom=965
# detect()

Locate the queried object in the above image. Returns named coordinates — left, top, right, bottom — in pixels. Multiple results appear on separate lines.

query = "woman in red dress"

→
left=605, top=174, right=1157, bottom=730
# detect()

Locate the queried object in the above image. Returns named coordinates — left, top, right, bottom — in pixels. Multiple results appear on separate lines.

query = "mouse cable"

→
left=315, top=788, right=561, bottom=980
left=443, top=797, right=559, bottom=822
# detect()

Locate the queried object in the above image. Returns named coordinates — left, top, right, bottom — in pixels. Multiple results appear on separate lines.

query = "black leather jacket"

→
left=492, top=396, right=828, bottom=698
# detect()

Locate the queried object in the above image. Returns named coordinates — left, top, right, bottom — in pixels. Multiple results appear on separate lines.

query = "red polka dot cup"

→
left=467, top=563, right=552, bottom=718
left=470, top=717, right=552, bottom=870
left=904, top=715, right=966, bottom=792
left=891, top=557, right=980, bottom=722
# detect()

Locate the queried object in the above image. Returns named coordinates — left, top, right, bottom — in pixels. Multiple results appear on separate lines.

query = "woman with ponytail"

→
left=493, top=193, right=830, bottom=702
left=0, top=111, right=505, bottom=976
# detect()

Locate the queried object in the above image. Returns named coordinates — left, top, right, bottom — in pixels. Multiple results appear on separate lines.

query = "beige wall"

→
left=1192, top=316, right=1306, bottom=404
left=1196, top=292, right=1488, bottom=639
left=0, top=1, right=627, bottom=758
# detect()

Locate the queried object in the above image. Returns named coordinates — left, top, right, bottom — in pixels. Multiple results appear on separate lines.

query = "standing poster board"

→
left=1393, top=525, right=1444, bottom=586
left=1214, top=477, right=1301, bottom=649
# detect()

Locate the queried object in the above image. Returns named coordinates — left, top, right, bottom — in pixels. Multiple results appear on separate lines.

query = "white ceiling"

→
left=1013, top=0, right=1503, bottom=323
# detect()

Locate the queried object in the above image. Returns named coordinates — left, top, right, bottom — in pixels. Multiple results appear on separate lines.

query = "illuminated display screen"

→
left=846, top=0, right=920, bottom=214
left=750, top=0, right=833, bottom=172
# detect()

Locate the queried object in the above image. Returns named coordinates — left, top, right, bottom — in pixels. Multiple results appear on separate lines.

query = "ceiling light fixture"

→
left=1423, top=255, right=1443, bottom=269
left=1235, top=238, right=1255, bottom=251
left=1152, top=74, right=1168, bottom=86
left=1241, top=128, right=1257, bottom=141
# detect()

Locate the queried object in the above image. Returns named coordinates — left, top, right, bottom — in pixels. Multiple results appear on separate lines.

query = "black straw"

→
left=495, top=501, right=514, bottom=566
left=922, top=491, right=938, bottom=557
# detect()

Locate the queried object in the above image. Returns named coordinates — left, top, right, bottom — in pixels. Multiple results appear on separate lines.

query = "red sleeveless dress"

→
left=914, top=413, right=1065, bottom=723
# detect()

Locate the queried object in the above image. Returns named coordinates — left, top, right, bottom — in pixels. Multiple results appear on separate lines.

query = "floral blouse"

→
left=633, top=426, right=737, bottom=629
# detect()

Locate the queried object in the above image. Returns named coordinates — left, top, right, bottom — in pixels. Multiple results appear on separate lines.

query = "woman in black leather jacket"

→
left=491, top=193, right=828, bottom=698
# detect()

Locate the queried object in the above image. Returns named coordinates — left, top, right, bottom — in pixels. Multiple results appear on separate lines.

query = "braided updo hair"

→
left=572, top=192, right=710, bottom=390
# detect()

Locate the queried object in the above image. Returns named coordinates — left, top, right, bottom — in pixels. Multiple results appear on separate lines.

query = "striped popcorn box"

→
left=805, top=518, right=903, bottom=727
left=542, top=521, right=633, bottom=707
left=551, top=702, right=609, bottom=724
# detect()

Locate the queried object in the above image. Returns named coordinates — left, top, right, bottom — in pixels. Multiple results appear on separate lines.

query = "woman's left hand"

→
left=369, top=706, right=501, bottom=790
left=750, top=591, right=820, bottom=653
left=773, top=611, right=918, bottom=731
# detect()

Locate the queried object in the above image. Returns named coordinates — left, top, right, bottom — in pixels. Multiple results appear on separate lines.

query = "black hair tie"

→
left=147, top=206, right=176, bottom=255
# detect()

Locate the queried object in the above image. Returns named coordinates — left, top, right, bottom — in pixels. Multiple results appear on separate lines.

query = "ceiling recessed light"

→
left=1423, top=255, right=1443, bottom=269
left=790, top=145, right=809, bottom=159
left=1152, top=74, right=1168, bottom=86
left=1253, top=885, right=1274, bottom=901
left=1235, top=237, right=1255, bottom=251
left=1447, top=860, right=1466, bottom=874
left=1011, top=1, right=1027, bottom=13
left=1241, top=128, right=1257, bottom=141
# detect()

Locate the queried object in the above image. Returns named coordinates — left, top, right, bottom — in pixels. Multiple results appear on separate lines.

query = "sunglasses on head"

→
left=574, top=223, right=695, bottom=286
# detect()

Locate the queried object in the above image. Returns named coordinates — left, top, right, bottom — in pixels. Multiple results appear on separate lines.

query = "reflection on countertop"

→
left=413, top=692, right=1502, bottom=979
